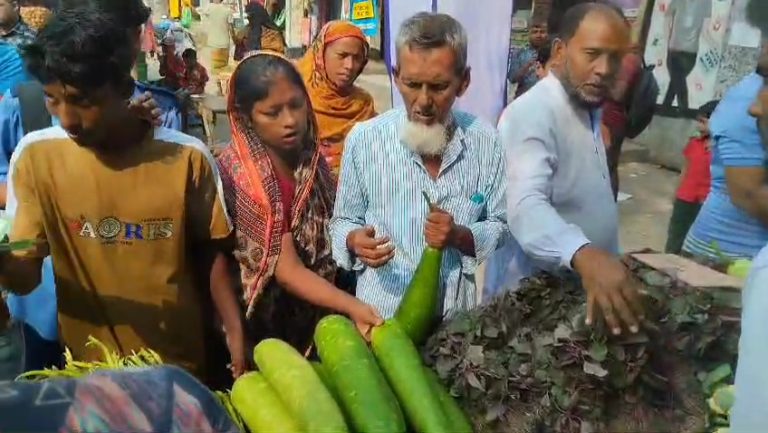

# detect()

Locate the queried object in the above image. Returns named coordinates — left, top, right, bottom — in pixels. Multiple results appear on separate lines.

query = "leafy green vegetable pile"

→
left=423, top=260, right=741, bottom=433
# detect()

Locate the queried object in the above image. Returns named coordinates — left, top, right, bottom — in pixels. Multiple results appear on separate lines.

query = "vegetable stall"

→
left=13, top=249, right=743, bottom=433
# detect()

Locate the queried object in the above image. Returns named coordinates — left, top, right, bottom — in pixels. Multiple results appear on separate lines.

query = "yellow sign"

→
left=352, top=0, right=375, bottom=20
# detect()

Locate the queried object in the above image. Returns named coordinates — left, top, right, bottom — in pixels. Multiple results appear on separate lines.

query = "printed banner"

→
left=644, top=0, right=733, bottom=111
left=350, top=0, right=380, bottom=37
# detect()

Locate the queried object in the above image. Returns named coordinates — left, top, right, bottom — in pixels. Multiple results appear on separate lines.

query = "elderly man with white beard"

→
left=330, top=12, right=506, bottom=321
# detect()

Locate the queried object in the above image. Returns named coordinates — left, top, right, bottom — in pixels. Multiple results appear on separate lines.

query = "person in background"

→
left=296, top=20, right=375, bottom=176
left=265, top=0, right=285, bottom=33
left=664, top=100, right=718, bottom=254
left=330, top=12, right=506, bottom=321
left=730, top=0, right=768, bottom=426
left=662, top=0, right=711, bottom=113
left=0, top=41, right=27, bottom=97
left=0, top=7, right=244, bottom=385
left=0, top=0, right=34, bottom=47
left=236, top=2, right=284, bottom=57
left=602, top=38, right=642, bottom=199
left=199, top=0, right=233, bottom=76
left=179, top=48, right=209, bottom=95
left=498, top=3, right=643, bottom=334
left=214, top=52, right=382, bottom=352
left=682, top=42, right=768, bottom=262
left=508, top=15, right=548, bottom=98
left=534, top=39, right=552, bottom=80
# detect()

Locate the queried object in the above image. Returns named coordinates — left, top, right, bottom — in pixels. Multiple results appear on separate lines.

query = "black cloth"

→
left=665, top=198, right=703, bottom=254
left=244, top=2, right=278, bottom=52
left=663, top=50, right=698, bottom=111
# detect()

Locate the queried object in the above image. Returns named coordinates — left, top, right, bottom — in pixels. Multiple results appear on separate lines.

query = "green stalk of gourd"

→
left=314, top=315, right=406, bottom=433
left=395, top=246, right=443, bottom=345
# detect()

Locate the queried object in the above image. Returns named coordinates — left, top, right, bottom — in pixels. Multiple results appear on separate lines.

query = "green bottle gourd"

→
left=394, top=246, right=443, bottom=345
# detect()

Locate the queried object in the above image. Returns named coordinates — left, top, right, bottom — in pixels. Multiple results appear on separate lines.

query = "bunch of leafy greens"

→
left=423, top=262, right=740, bottom=433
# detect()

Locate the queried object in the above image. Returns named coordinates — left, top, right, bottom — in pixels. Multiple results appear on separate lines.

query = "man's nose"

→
left=57, top=105, right=82, bottom=134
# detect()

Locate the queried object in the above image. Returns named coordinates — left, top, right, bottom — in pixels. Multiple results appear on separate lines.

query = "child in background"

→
left=665, top=100, right=720, bottom=254
left=179, top=49, right=209, bottom=95
left=535, top=40, right=552, bottom=80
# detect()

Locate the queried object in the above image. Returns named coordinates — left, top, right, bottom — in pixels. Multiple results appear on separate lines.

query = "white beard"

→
left=400, top=121, right=449, bottom=157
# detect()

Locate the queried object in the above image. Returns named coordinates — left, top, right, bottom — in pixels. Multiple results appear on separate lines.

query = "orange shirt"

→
left=8, top=126, right=231, bottom=379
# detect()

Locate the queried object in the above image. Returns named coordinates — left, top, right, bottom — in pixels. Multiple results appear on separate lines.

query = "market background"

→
left=130, top=0, right=763, bottom=288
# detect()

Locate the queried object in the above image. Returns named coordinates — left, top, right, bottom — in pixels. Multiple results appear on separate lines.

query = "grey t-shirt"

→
left=668, top=0, right=712, bottom=53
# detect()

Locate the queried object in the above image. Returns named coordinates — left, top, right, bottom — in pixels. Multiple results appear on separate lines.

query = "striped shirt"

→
left=683, top=73, right=768, bottom=260
left=330, top=108, right=507, bottom=319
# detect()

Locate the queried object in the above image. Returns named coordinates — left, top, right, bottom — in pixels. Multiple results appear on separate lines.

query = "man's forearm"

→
left=0, top=182, right=7, bottom=208
left=451, top=225, right=476, bottom=257
left=0, top=256, right=43, bottom=295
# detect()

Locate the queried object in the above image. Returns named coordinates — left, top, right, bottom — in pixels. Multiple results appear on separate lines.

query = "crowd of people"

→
left=0, top=0, right=767, bottom=430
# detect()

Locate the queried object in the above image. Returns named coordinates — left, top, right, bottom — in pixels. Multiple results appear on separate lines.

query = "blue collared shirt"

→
left=0, top=20, right=35, bottom=48
left=329, top=108, right=507, bottom=319
left=731, top=244, right=768, bottom=432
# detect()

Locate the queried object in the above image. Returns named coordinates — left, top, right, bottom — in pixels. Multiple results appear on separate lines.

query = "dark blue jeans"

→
left=0, top=321, right=62, bottom=381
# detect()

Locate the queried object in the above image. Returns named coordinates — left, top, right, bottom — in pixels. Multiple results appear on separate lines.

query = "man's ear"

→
left=552, top=38, right=566, bottom=62
left=457, top=67, right=471, bottom=97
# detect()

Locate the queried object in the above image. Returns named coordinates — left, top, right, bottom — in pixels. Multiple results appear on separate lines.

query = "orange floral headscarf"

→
left=296, top=21, right=376, bottom=174
left=216, top=52, right=336, bottom=320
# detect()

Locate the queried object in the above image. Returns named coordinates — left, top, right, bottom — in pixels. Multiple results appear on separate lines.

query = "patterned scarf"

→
left=216, top=52, right=336, bottom=319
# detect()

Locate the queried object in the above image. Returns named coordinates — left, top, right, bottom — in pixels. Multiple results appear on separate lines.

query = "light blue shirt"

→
left=684, top=73, right=768, bottom=260
left=0, top=43, right=28, bottom=97
left=484, top=74, right=619, bottom=300
left=731, top=244, right=768, bottom=432
left=329, top=108, right=507, bottom=318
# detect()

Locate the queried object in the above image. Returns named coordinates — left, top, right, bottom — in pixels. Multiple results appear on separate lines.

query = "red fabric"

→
left=676, top=136, right=712, bottom=203
left=602, top=53, right=642, bottom=135
left=180, top=63, right=209, bottom=95
left=276, top=171, right=296, bottom=233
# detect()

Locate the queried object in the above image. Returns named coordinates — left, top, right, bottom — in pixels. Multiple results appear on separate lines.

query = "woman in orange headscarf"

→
left=296, top=21, right=376, bottom=175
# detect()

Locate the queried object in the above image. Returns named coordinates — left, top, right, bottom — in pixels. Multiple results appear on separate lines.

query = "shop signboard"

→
left=350, top=0, right=379, bottom=37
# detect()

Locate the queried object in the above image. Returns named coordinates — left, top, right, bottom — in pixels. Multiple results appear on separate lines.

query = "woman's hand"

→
left=225, top=331, right=248, bottom=379
left=128, top=92, right=163, bottom=126
left=346, top=300, right=384, bottom=341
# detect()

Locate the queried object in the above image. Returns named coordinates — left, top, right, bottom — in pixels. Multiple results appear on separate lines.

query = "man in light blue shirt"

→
left=682, top=71, right=768, bottom=261
left=731, top=30, right=768, bottom=433
left=330, top=12, right=506, bottom=319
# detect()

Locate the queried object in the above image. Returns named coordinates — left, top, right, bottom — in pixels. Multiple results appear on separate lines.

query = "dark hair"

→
left=182, top=48, right=197, bottom=59
left=234, top=54, right=308, bottom=115
left=59, top=0, right=150, bottom=29
left=555, top=1, right=625, bottom=41
left=698, top=100, right=720, bottom=119
left=22, top=7, right=134, bottom=92
left=537, top=41, right=552, bottom=65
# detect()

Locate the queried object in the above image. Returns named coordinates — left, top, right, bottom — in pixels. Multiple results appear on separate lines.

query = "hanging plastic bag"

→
left=180, top=6, right=193, bottom=29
